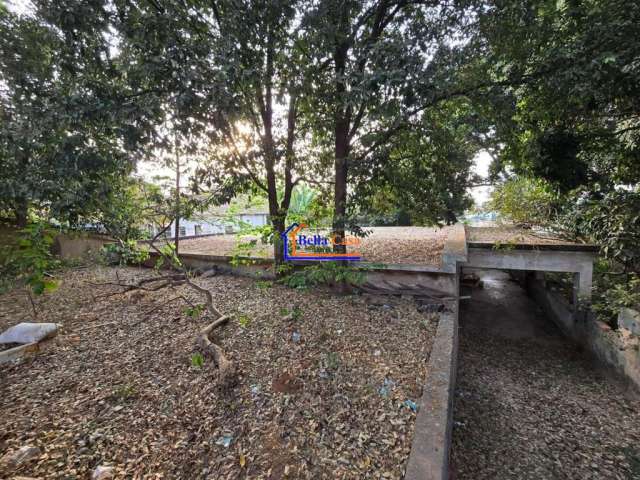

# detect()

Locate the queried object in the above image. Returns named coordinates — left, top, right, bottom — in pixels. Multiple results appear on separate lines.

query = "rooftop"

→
left=176, top=226, right=453, bottom=267
left=466, top=226, right=599, bottom=252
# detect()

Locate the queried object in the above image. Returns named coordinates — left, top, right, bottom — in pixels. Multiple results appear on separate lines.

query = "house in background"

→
left=149, top=197, right=270, bottom=238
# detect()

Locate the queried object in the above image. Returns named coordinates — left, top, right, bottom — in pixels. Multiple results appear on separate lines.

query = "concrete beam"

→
left=0, top=342, right=39, bottom=364
left=466, top=248, right=595, bottom=273
left=441, top=224, right=468, bottom=273
left=466, top=248, right=595, bottom=301
left=362, top=270, right=458, bottom=297
left=573, top=259, right=593, bottom=303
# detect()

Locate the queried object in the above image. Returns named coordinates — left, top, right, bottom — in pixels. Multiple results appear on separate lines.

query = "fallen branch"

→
left=90, top=274, right=188, bottom=299
left=183, top=276, right=223, bottom=318
left=196, top=315, right=236, bottom=383
left=97, top=219, right=232, bottom=382
left=142, top=295, right=190, bottom=316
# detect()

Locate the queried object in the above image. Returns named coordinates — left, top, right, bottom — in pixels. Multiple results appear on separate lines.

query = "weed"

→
left=102, top=240, right=149, bottom=266
left=492, top=240, right=517, bottom=251
left=255, top=280, right=272, bottom=289
left=281, top=263, right=368, bottom=289
left=113, top=384, right=137, bottom=402
left=184, top=304, right=206, bottom=318
left=191, top=352, right=205, bottom=368
left=238, top=313, right=251, bottom=328
left=276, top=262, right=293, bottom=276
left=280, top=305, right=303, bottom=320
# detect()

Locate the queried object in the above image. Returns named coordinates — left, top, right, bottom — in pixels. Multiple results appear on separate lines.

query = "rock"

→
left=92, top=465, right=115, bottom=480
left=0, top=323, right=58, bottom=344
left=417, top=303, right=445, bottom=314
left=618, top=308, right=640, bottom=336
left=364, top=294, right=395, bottom=306
left=1, top=445, right=41, bottom=467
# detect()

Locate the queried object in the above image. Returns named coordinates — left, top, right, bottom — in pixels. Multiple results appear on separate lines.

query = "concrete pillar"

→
left=573, top=262, right=593, bottom=308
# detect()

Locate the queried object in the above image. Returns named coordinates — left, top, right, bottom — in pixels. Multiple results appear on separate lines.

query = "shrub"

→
left=0, top=221, right=61, bottom=295
left=281, top=262, right=367, bottom=289
left=487, top=176, right=561, bottom=227
left=102, top=240, right=149, bottom=266
left=561, top=189, right=640, bottom=272
left=591, top=260, right=640, bottom=327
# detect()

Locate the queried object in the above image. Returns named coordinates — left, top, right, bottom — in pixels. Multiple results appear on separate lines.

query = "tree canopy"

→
left=2, top=0, right=639, bottom=273
left=0, top=3, right=159, bottom=226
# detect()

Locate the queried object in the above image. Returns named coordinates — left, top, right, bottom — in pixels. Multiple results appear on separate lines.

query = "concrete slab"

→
left=0, top=322, right=58, bottom=344
left=465, top=248, right=596, bottom=300
left=0, top=342, right=39, bottom=364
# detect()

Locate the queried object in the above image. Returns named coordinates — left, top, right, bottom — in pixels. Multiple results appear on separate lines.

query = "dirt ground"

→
left=175, top=226, right=450, bottom=266
left=451, top=270, right=640, bottom=480
left=0, top=266, right=437, bottom=479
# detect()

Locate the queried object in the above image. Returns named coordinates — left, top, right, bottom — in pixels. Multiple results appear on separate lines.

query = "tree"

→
left=0, top=4, right=157, bottom=226
left=474, top=0, right=640, bottom=321
left=487, top=176, right=561, bottom=228
left=298, top=0, right=486, bottom=246
left=61, top=0, right=318, bottom=268
left=352, top=98, right=482, bottom=225
left=92, top=177, right=163, bottom=242
left=476, top=0, right=640, bottom=193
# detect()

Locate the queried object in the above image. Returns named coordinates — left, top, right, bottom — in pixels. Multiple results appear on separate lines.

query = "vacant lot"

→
left=0, top=266, right=437, bottom=479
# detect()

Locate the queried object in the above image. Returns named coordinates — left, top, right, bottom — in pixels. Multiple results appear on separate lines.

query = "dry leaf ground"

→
left=451, top=271, right=640, bottom=479
left=172, top=227, right=450, bottom=267
left=466, top=226, right=591, bottom=246
left=0, top=266, right=437, bottom=479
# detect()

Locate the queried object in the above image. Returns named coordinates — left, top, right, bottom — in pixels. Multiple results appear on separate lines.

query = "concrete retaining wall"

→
left=405, top=306, right=459, bottom=480
left=362, top=270, right=458, bottom=298
left=144, top=251, right=275, bottom=279
left=527, top=275, right=640, bottom=390
left=53, top=233, right=113, bottom=260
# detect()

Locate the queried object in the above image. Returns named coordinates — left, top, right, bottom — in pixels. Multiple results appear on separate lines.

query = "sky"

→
left=6, top=0, right=32, bottom=15
left=469, top=150, right=493, bottom=207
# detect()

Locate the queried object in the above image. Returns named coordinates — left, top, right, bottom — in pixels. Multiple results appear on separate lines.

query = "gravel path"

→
left=451, top=271, right=640, bottom=480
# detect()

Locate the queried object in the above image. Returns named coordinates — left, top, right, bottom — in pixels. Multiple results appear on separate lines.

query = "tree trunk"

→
left=333, top=123, right=349, bottom=254
left=258, top=36, right=288, bottom=274
left=14, top=200, right=28, bottom=227
left=174, top=138, right=181, bottom=256
left=332, top=4, right=351, bottom=255
left=272, top=216, right=286, bottom=269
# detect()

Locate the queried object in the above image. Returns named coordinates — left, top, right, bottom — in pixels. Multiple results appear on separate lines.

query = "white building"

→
left=151, top=198, right=269, bottom=238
